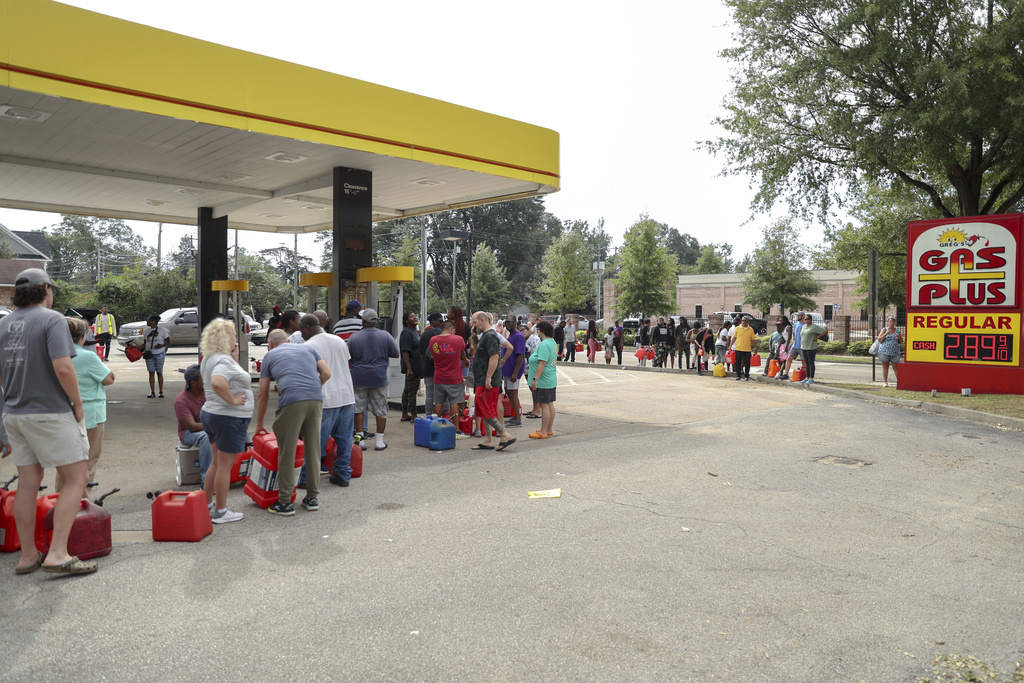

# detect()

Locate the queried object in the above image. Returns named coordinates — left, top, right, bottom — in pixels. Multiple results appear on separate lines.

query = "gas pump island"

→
left=901, top=213, right=1024, bottom=394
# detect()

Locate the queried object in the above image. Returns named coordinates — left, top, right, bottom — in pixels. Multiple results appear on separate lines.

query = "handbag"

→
left=868, top=340, right=879, bottom=355
left=142, top=349, right=153, bottom=360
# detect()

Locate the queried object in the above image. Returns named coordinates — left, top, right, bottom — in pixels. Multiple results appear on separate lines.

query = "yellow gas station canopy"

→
left=0, top=0, right=559, bottom=232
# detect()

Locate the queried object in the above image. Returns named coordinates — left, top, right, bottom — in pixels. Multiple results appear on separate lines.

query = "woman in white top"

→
left=199, top=319, right=254, bottom=524
left=716, top=321, right=732, bottom=366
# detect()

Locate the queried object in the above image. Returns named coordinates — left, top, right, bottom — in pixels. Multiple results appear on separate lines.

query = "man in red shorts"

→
left=470, top=311, right=515, bottom=452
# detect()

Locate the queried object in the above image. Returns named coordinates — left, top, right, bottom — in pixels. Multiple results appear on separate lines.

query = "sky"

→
left=0, top=0, right=818, bottom=264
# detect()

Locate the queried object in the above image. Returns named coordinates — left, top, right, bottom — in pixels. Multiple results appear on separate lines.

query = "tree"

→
left=707, top=0, right=1024, bottom=220
left=614, top=215, right=679, bottom=318
left=743, top=219, right=822, bottom=317
left=258, top=245, right=313, bottom=306
left=462, top=243, right=513, bottom=313
left=45, top=215, right=150, bottom=288
left=658, top=224, right=702, bottom=269
left=695, top=243, right=734, bottom=274
left=534, top=228, right=595, bottom=314
left=166, top=235, right=195, bottom=274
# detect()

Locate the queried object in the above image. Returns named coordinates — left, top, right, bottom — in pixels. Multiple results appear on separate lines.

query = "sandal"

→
left=524, top=413, right=540, bottom=419
left=15, top=551, right=44, bottom=575
left=41, top=555, right=98, bottom=575
left=495, top=438, right=516, bottom=451
left=470, top=444, right=495, bottom=451
left=529, top=431, right=548, bottom=439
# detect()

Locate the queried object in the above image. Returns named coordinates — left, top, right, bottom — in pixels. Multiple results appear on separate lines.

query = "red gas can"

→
left=34, top=493, right=60, bottom=553
left=325, top=437, right=337, bottom=472
left=0, top=481, right=19, bottom=552
left=350, top=444, right=362, bottom=478
left=230, top=450, right=253, bottom=484
left=501, top=393, right=512, bottom=417
left=42, top=498, right=112, bottom=560
left=244, top=432, right=305, bottom=509
left=791, top=367, right=807, bottom=382
left=152, top=491, right=213, bottom=542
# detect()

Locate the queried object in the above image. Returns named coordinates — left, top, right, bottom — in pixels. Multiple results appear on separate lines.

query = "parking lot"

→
left=2, top=354, right=1021, bottom=681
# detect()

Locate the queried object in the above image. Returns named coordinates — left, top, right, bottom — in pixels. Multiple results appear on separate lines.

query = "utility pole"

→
left=420, top=217, right=427, bottom=325
left=293, top=233, right=299, bottom=308
left=157, top=222, right=162, bottom=269
left=868, top=248, right=878, bottom=383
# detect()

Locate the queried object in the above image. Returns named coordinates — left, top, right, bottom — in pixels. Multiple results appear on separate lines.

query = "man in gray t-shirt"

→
left=0, top=268, right=95, bottom=575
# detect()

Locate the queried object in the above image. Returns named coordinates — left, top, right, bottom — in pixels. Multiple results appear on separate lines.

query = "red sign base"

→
left=898, top=362, right=1024, bottom=395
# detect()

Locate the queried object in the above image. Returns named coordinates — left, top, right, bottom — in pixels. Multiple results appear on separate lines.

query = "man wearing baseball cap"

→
left=347, top=308, right=399, bottom=450
left=0, top=269, right=97, bottom=574
left=333, top=300, right=364, bottom=340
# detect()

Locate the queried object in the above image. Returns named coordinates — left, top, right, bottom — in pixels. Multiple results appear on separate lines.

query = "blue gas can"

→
left=414, top=415, right=456, bottom=451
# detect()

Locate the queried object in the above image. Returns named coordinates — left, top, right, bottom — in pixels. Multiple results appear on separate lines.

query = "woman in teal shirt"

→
left=67, top=317, right=114, bottom=488
left=527, top=320, right=558, bottom=439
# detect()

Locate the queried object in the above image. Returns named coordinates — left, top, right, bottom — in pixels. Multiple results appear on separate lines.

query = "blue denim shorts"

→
left=145, top=352, right=166, bottom=373
left=200, top=410, right=251, bottom=454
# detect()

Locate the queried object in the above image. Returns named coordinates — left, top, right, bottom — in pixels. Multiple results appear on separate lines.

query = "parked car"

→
left=539, top=314, right=562, bottom=324
left=713, top=312, right=768, bottom=335
left=118, top=308, right=251, bottom=348
left=0, top=307, right=11, bottom=320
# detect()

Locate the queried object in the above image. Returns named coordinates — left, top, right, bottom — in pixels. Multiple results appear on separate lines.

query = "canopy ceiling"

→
left=0, top=0, right=560, bottom=233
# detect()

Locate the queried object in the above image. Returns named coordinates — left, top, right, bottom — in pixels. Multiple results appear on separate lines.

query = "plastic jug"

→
left=230, top=450, right=253, bottom=483
left=725, top=349, right=736, bottom=364
left=34, top=493, right=60, bottom=553
left=750, top=353, right=762, bottom=367
left=152, top=491, right=212, bottom=542
left=792, top=367, right=807, bottom=382
left=0, top=477, right=19, bottom=552
left=350, top=444, right=363, bottom=478
left=414, top=415, right=442, bottom=447
left=713, top=363, right=727, bottom=378
left=42, top=498, right=112, bottom=560
left=767, top=359, right=780, bottom=377
left=245, top=431, right=305, bottom=509
left=427, top=418, right=456, bottom=452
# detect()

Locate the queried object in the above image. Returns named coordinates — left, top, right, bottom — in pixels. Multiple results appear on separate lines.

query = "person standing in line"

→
left=553, top=320, right=566, bottom=361
left=267, top=305, right=283, bottom=332
left=523, top=326, right=542, bottom=417
left=64, top=317, right=114, bottom=492
left=278, top=310, right=303, bottom=344
left=1, top=268, right=97, bottom=575
left=715, top=320, right=732, bottom=368
left=676, top=318, right=691, bottom=369
left=399, top=311, right=421, bottom=422
left=527, top=320, right=558, bottom=439
left=256, top=329, right=329, bottom=515
left=347, top=308, right=400, bottom=451
left=470, top=311, right=515, bottom=451
left=299, top=314, right=356, bottom=488
left=665, top=318, right=677, bottom=369
left=199, top=319, right=252, bottom=524
left=333, top=300, right=364, bottom=339
left=799, top=313, right=827, bottom=384
left=766, top=316, right=792, bottom=377
left=143, top=314, right=170, bottom=398
left=613, top=320, right=624, bottom=365
left=430, top=320, right=469, bottom=434
left=877, top=316, right=903, bottom=388
left=564, top=317, right=577, bottom=362
left=785, top=312, right=805, bottom=379
left=419, top=313, right=444, bottom=416
left=651, top=317, right=670, bottom=368
left=636, top=318, right=651, bottom=366
left=585, top=319, right=600, bottom=364
left=502, top=316, right=526, bottom=426
left=603, top=326, right=615, bottom=365
left=174, top=364, right=213, bottom=486
left=95, top=305, right=116, bottom=361
left=729, top=316, right=757, bottom=381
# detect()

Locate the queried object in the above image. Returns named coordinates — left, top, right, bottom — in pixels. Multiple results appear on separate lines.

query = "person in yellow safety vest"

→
left=96, top=306, right=116, bottom=362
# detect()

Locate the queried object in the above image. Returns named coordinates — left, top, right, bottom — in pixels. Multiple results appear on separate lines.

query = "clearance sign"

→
left=904, top=214, right=1024, bottom=390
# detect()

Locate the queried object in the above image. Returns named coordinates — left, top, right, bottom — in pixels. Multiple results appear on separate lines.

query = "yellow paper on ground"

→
left=527, top=489, right=561, bottom=498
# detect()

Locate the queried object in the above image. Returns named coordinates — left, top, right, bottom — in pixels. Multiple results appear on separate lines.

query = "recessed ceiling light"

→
left=261, top=213, right=285, bottom=218
left=173, top=188, right=205, bottom=196
left=265, top=152, right=308, bottom=163
left=146, top=199, right=169, bottom=206
left=412, top=178, right=446, bottom=187
left=212, top=172, right=251, bottom=182
left=301, top=204, right=328, bottom=211
left=0, top=105, right=53, bottom=122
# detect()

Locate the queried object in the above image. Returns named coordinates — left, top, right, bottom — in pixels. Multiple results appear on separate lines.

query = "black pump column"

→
left=330, top=166, right=373, bottom=322
left=196, top=207, right=229, bottom=332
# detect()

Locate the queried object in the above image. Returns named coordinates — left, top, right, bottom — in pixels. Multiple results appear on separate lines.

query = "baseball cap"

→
left=362, top=308, right=379, bottom=322
left=184, top=364, right=201, bottom=387
left=427, top=312, right=443, bottom=322
left=15, top=268, right=53, bottom=288
left=346, top=300, right=364, bottom=312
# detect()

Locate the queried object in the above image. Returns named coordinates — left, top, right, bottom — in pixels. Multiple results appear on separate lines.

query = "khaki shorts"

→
left=4, top=412, right=89, bottom=468
left=503, top=376, right=521, bottom=391
left=354, top=387, right=389, bottom=418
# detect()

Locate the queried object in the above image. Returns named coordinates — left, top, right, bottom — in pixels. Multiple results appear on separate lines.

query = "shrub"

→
left=756, top=335, right=771, bottom=353
left=848, top=340, right=873, bottom=356
left=818, top=340, right=847, bottom=355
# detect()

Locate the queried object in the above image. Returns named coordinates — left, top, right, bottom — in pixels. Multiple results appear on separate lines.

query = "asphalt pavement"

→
left=1, top=353, right=1022, bottom=682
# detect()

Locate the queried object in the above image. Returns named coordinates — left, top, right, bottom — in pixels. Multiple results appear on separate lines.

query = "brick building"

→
left=0, top=223, right=51, bottom=308
left=602, top=269, right=864, bottom=321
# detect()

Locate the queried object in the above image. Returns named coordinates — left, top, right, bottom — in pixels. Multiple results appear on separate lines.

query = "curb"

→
left=614, top=362, right=1024, bottom=433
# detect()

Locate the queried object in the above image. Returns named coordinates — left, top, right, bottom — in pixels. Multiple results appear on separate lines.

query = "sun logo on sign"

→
left=938, top=228, right=968, bottom=245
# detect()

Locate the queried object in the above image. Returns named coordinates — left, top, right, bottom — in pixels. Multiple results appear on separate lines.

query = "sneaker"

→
left=267, top=502, right=295, bottom=516
left=455, top=432, right=470, bottom=439
left=374, top=443, right=388, bottom=451
left=210, top=507, right=244, bottom=524
left=806, top=378, right=815, bottom=384
left=505, top=418, right=522, bottom=427
left=301, top=496, right=319, bottom=511
left=744, top=377, right=750, bottom=382
left=472, top=429, right=483, bottom=438
left=320, top=462, right=329, bottom=474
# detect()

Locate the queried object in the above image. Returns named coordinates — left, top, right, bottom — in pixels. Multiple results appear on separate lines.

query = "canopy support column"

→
left=197, top=207, right=229, bottom=335
left=330, top=166, right=373, bottom=325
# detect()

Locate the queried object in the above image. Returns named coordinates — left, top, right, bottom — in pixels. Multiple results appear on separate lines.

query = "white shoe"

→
left=211, top=507, right=244, bottom=524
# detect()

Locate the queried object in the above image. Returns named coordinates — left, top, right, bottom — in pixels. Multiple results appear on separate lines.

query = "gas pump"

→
left=299, top=272, right=333, bottom=313
left=355, top=267, right=415, bottom=399
left=211, top=279, right=249, bottom=371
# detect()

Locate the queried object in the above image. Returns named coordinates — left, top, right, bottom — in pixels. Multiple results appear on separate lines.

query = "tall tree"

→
left=658, top=224, right=702, bottom=269
left=258, top=244, right=313, bottom=306
left=707, top=0, right=1024, bottom=220
left=167, top=234, right=196, bottom=274
left=534, top=228, right=595, bottom=314
left=45, top=215, right=149, bottom=288
left=462, top=243, right=513, bottom=313
left=614, top=215, right=679, bottom=318
left=743, top=219, right=822, bottom=317
left=695, top=243, right=734, bottom=274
